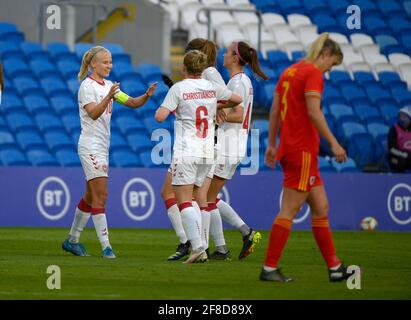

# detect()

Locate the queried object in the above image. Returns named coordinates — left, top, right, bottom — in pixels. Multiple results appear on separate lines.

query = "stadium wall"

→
left=0, top=0, right=171, bottom=73
left=0, top=167, right=410, bottom=231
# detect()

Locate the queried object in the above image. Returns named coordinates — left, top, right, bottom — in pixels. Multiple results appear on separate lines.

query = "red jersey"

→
left=275, top=60, right=324, bottom=160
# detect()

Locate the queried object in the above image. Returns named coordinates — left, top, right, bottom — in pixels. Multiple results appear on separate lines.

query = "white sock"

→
left=91, top=211, right=111, bottom=250
left=217, top=199, right=246, bottom=229
left=166, top=203, right=188, bottom=244
left=68, top=207, right=91, bottom=243
left=180, top=205, right=203, bottom=251
left=201, top=208, right=211, bottom=249
left=208, top=203, right=226, bottom=247
left=263, top=266, right=277, bottom=272
left=192, top=201, right=202, bottom=223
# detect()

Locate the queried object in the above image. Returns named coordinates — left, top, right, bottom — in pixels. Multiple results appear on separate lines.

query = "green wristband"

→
left=114, top=91, right=130, bottom=104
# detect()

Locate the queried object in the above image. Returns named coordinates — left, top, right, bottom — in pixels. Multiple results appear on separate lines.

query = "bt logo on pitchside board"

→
left=387, top=183, right=411, bottom=226
left=36, top=176, right=71, bottom=221
left=122, top=177, right=155, bottom=222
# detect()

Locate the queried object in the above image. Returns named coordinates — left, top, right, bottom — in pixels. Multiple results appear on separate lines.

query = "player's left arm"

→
left=117, top=82, right=158, bottom=108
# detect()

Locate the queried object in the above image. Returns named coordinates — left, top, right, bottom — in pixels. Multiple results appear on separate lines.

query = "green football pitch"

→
left=0, top=227, right=410, bottom=300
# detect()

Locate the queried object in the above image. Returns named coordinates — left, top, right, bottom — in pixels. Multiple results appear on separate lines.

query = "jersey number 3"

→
left=196, top=106, right=208, bottom=138
left=280, top=81, right=290, bottom=121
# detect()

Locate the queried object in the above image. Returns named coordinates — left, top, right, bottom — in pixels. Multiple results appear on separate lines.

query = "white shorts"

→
left=79, top=153, right=109, bottom=181
left=170, top=157, right=213, bottom=187
left=213, top=156, right=241, bottom=180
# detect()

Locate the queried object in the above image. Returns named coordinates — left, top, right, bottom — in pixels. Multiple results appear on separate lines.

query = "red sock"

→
left=312, top=217, right=341, bottom=268
left=264, top=217, right=292, bottom=268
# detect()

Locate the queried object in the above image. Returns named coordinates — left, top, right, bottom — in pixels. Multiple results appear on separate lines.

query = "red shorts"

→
left=280, top=151, right=323, bottom=192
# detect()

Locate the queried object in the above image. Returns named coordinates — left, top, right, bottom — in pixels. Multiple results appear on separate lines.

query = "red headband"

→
left=233, top=42, right=247, bottom=64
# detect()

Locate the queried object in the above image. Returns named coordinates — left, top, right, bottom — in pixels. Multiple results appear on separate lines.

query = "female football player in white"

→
left=62, top=46, right=157, bottom=258
left=155, top=50, right=242, bottom=263
left=161, top=38, right=227, bottom=261
left=208, top=41, right=269, bottom=260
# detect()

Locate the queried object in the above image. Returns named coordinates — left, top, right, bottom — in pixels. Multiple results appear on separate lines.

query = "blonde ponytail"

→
left=77, top=46, right=109, bottom=81
left=305, top=32, right=343, bottom=65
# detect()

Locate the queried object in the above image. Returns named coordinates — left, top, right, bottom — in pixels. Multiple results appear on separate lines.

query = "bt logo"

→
left=122, top=178, right=155, bottom=221
left=218, top=186, right=230, bottom=205
left=36, top=176, right=70, bottom=221
left=387, top=183, right=411, bottom=225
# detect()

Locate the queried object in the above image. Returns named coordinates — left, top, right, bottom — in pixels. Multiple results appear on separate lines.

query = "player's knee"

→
left=93, top=190, right=108, bottom=207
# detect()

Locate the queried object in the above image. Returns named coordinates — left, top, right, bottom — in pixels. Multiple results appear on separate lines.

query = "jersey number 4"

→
left=280, top=81, right=290, bottom=121
left=196, top=106, right=208, bottom=138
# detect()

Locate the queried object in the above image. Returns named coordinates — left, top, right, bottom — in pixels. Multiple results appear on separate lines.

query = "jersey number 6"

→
left=196, top=106, right=208, bottom=138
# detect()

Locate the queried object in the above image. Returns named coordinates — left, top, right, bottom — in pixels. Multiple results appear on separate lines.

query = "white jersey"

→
left=202, top=67, right=225, bottom=87
left=217, top=72, right=253, bottom=159
left=77, top=76, right=113, bottom=155
left=161, top=78, right=232, bottom=159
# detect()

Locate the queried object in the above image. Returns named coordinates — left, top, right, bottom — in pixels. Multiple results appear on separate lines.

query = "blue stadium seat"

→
left=0, top=149, right=29, bottom=166
left=329, top=104, right=355, bottom=122
left=71, top=131, right=80, bottom=145
left=363, top=17, right=392, bottom=36
left=400, top=34, right=411, bottom=55
left=0, top=29, right=24, bottom=43
left=0, top=130, right=16, bottom=149
left=378, top=72, right=407, bottom=91
left=29, top=60, right=61, bottom=79
left=61, top=114, right=80, bottom=134
left=44, top=131, right=74, bottom=152
left=20, top=41, right=51, bottom=63
left=353, top=71, right=376, bottom=87
left=120, top=79, right=146, bottom=97
left=67, top=79, right=80, bottom=95
left=322, top=85, right=345, bottom=105
left=318, top=156, right=336, bottom=172
left=112, top=52, right=131, bottom=65
left=56, top=61, right=79, bottom=78
left=262, top=82, right=276, bottom=108
left=311, top=14, right=342, bottom=33
left=291, top=51, right=305, bottom=62
left=47, top=42, right=70, bottom=57
left=13, top=76, right=43, bottom=97
left=143, top=115, right=172, bottom=132
left=341, top=84, right=368, bottom=104
left=366, top=123, right=389, bottom=140
left=379, top=104, right=399, bottom=126
left=16, top=131, right=47, bottom=151
left=387, top=17, right=411, bottom=36
left=40, top=78, right=71, bottom=98
left=331, top=157, right=358, bottom=173
left=23, top=95, right=51, bottom=115
left=3, top=58, right=32, bottom=78
left=6, top=113, right=37, bottom=133
left=0, top=22, right=17, bottom=35
left=342, top=122, right=375, bottom=166
left=1, top=93, right=25, bottom=114
left=102, top=43, right=125, bottom=54
left=0, top=41, right=23, bottom=58
left=0, top=116, right=7, bottom=130
left=278, top=0, right=306, bottom=15
left=26, top=149, right=59, bottom=166
left=110, top=132, right=130, bottom=152
left=135, top=63, right=163, bottom=83
left=378, top=0, right=404, bottom=17
left=352, top=104, right=381, bottom=124
left=302, top=0, right=328, bottom=15
left=75, top=43, right=93, bottom=59
left=126, top=132, right=154, bottom=153
left=390, top=88, right=411, bottom=107
left=152, top=82, right=169, bottom=104
left=34, top=114, right=64, bottom=133
left=365, top=87, right=394, bottom=105
left=55, top=149, right=81, bottom=167
left=111, top=150, right=141, bottom=167
left=50, top=96, right=76, bottom=115
left=375, top=135, right=388, bottom=165
left=266, top=50, right=290, bottom=67
left=329, top=70, right=352, bottom=86
left=404, top=1, right=411, bottom=17
left=115, top=116, right=146, bottom=135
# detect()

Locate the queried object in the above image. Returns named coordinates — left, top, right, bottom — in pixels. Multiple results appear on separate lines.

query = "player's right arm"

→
left=306, top=96, right=347, bottom=163
left=155, top=84, right=178, bottom=122
left=83, top=82, right=119, bottom=120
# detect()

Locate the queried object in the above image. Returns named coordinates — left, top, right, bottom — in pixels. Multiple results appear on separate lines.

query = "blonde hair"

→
left=306, top=33, right=343, bottom=65
left=77, top=46, right=110, bottom=81
left=183, top=50, right=208, bottom=76
left=185, top=38, right=218, bottom=68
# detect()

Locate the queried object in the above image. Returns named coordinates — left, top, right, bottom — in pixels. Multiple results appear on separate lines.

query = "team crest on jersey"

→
left=309, top=176, right=316, bottom=186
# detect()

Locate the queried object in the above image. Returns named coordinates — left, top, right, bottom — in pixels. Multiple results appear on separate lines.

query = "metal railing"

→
left=196, top=6, right=262, bottom=52
left=39, top=1, right=108, bottom=45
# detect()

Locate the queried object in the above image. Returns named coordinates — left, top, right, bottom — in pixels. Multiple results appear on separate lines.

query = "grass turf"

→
left=0, top=228, right=410, bottom=300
